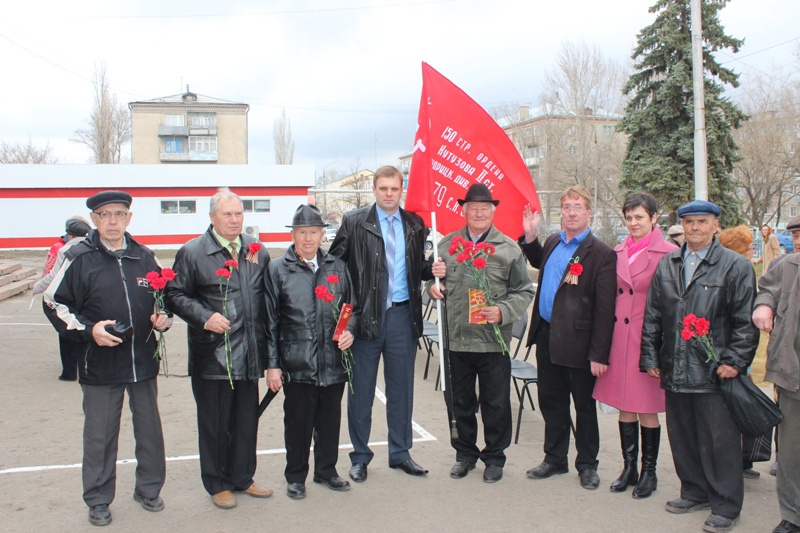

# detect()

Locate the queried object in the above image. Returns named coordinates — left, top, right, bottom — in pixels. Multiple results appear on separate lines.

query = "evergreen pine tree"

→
left=617, top=0, right=746, bottom=226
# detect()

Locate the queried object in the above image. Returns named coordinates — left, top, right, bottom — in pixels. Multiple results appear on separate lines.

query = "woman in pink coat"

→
left=593, top=192, right=677, bottom=498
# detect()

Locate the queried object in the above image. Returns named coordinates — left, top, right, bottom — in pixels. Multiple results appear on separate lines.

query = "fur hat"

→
left=717, top=225, right=753, bottom=256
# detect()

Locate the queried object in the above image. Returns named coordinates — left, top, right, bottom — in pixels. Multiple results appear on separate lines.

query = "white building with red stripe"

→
left=0, top=164, right=314, bottom=249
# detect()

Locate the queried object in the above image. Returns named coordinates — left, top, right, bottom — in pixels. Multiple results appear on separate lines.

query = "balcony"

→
left=158, top=125, right=189, bottom=137
left=160, top=152, right=190, bottom=162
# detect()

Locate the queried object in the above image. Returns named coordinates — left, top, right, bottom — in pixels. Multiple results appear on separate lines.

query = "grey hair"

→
left=209, top=187, right=243, bottom=214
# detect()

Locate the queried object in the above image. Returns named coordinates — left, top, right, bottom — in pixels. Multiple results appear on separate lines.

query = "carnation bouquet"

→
left=216, top=259, right=239, bottom=388
left=315, top=274, right=355, bottom=392
left=145, top=267, right=175, bottom=376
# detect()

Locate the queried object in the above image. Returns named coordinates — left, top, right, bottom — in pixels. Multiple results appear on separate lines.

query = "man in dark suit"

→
left=329, top=165, right=445, bottom=482
left=519, top=185, right=617, bottom=490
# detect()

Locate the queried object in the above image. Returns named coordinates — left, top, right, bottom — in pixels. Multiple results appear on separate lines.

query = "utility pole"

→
left=691, top=0, right=709, bottom=201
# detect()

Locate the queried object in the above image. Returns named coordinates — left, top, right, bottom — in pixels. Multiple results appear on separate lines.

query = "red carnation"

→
left=315, top=285, right=330, bottom=299
left=216, top=267, right=232, bottom=279
left=160, top=268, right=176, bottom=281
left=149, top=276, right=167, bottom=291
left=694, top=318, right=710, bottom=336
left=248, top=242, right=261, bottom=254
left=681, top=328, right=694, bottom=341
left=473, top=257, right=487, bottom=270
left=326, top=274, right=340, bottom=285
left=324, top=292, right=335, bottom=303
left=146, top=271, right=161, bottom=284
left=683, top=314, right=697, bottom=327
left=224, top=259, right=239, bottom=269
left=569, top=262, right=584, bottom=276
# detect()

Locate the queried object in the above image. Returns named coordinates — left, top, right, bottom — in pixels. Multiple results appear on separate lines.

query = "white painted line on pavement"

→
left=0, top=385, right=438, bottom=475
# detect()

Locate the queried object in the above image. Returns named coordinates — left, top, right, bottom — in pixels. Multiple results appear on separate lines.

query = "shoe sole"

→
left=665, top=502, right=710, bottom=514
left=287, top=491, right=306, bottom=500
left=389, top=464, right=428, bottom=476
left=527, top=468, right=568, bottom=479
left=89, top=516, right=112, bottom=527
left=312, top=477, right=351, bottom=491
left=702, top=516, right=740, bottom=533
left=133, top=493, right=164, bottom=512
left=483, top=475, right=503, bottom=483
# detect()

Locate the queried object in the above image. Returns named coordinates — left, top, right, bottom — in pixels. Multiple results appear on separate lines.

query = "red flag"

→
left=406, top=62, right=541, bottom=238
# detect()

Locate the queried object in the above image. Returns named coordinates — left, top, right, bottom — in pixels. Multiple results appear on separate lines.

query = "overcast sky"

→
left=2, top=0, right=798, bottom=177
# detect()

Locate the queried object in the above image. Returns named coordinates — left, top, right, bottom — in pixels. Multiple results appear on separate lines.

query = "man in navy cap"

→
left=640, top=200, right=758, bottom=533
left=43, top=190, right=169, bottom=526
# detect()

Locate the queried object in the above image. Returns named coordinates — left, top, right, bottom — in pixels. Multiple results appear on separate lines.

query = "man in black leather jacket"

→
left=329, top=165, right=444, bottom=481
left=166, top=189, right=273, bottom=510
left=265, top=205, right=356, bottom=500
left=640, top=200, right=758, bottom=533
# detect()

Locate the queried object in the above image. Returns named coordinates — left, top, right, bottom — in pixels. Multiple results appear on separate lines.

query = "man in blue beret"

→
left=640, top=199, right=758, bottom=533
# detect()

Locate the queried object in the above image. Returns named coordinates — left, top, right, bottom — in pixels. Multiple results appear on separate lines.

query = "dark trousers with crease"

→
left=82, top=379, right=165, bottom=507
left=666, top=390, right=743, bottom=519
left=449, top=350, right=512, bottom=466
left=283, top=381, right=346, bottom=483
left=536, top=321, right=600, bottom=472
left=191, top=377, right=259, bottom=495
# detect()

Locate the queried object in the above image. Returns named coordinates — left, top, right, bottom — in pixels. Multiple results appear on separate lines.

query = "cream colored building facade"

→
left=129, top=89, right=249, bottom=164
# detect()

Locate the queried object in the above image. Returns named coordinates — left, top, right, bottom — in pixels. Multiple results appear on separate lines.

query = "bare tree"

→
left=734, top=71, right=800, bottom=227
left=72, top=62, right=131, bottom=163
left=0, top=139, right=58, bottom=163
left=333, top=160, right=372, bottom=215
left=273, top=108, right=295, bottom=164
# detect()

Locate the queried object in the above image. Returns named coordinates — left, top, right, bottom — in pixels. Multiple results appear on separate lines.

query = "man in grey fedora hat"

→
left=429, top=183, right=534, bottom=483
left=265, top=204, right=356, bottom=500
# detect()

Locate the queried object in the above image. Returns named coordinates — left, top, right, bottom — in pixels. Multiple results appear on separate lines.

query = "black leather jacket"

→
left=265, top=248, right=355, bottom=386
left=43, top=230, right=163, bottom=385
left=166, top=227, right=270, bottom=381
left=329, top=205, right=433, bottom=339
left=640, top=238, right=758, bottom=393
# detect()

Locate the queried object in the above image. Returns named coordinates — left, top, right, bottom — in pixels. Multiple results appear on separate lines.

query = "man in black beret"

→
left=641, top=199, right=758, bottom=533
left=43, top=190, right=169, bottom=526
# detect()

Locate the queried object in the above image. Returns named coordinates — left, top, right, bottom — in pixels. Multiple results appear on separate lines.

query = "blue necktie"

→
left=386, top=215, right=396, bottom=310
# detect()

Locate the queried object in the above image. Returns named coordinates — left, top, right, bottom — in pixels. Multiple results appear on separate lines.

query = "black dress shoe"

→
left=58, top=375, right=77, bottom=382
left=579, top=468, right=600, bottom=490
left=286, top=483, right=306, bottom=500
left=773, top=520, right=800, bottom=533
left=665, top=497, right=710, bottom=514
left=483, top=464, right=503, bottom=483
left=349, top=463, right=368, bottom=483
left=313, top=475, right=351, bottom=491
left=449, top=461, right=476, bottom=479
left=526, top=461, right=568, bottom=479
left=88, top=504, right=112, bottom=526
left=133, top=491, right=164, bottom=512
left=389, top=458, right=428, bottom=476
left=703, top=513, right=739, bottom=533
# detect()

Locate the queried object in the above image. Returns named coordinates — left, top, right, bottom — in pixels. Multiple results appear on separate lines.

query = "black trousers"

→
left=665, top=390, right=744, bottom=519
left=536, top=322, right=599, bottom=471
left=449, top=350, right=512, bottom=467
left=191, top=377, right=259, bottom=495
left=59, top=335, right=78, bottom=380
left=283, top=381, right=346, bottom=483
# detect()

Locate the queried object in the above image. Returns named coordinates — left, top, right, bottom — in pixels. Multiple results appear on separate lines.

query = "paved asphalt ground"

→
left=0, top=251, right=781, bottom=532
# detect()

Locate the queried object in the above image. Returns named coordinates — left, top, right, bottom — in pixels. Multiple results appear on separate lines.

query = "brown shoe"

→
left=211, top=490, right=236, bottom=509
left=243, top=483, right=273, bottom=498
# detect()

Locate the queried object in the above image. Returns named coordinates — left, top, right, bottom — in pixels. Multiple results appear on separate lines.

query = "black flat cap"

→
left=86, top=190, right=132, bottom=211
left=65, top=219, right=91, bottom=237
left=676, top=200, right=721, bottom=218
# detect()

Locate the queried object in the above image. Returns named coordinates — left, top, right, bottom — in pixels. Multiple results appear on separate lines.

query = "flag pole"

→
left=431, top=211, right=458, bottom=439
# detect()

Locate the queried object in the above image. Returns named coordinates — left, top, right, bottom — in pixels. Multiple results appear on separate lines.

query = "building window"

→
left=161, top=200, right=197, bottom=214
left=188, top=113, right=216, bottom=128
left=165, top=114, right=185, bottom=127
left=164, top=138, right=186, bottom=153
left=603, top=125, right=614, bottom=138
left=242, top=199, right=271, bottom=213
left=792, top=206, right=797, bottom=217
left=189, top=136, right=217, bottom=152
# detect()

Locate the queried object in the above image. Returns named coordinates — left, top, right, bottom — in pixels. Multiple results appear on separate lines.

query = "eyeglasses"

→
left=94, top=211, right=129, bottom=221
left=561, top=204, right=586, bottom=213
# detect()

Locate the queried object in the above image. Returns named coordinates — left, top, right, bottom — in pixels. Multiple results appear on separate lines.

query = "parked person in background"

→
left=593, top=192, right=676, bottom=498
left=34, top=216, right=92, bottom=381
left=752, top=215, right=800, bottom=533
left=641, top=200, right=758, bottom=533
left=520, top=185, right=617, bottom=491
left=265, top=205, right=356, bottom=500
left=666, top=225, right=685, bottom=247
left=43, top=191, right=169, bottom=527
left=755, top=225, right=781, bottom=274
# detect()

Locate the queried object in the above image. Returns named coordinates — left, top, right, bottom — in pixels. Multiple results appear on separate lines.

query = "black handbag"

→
left=719, top=374, right=783, bottom=438
left=742, top=429, right=773, bottom=462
